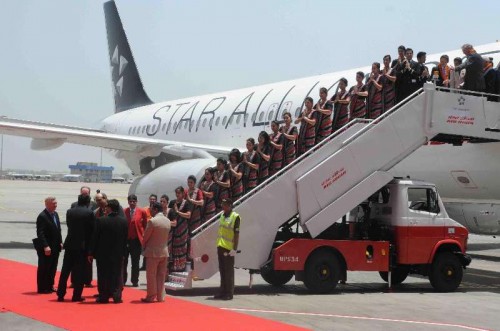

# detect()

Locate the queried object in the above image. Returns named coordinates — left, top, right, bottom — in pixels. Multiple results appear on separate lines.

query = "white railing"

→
left=192, top=88, right=424, bottom=236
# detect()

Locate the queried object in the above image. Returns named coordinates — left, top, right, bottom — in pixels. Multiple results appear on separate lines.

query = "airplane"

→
left=1, top=1, right=500, bottom=235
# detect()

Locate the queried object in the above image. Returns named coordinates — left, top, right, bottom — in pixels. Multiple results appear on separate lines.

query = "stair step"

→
left=170, top=271, right=190, bottom=277
left=164, top=269, right=193, bottom=291
left=168, top=275, right=188, bottom=283
left=165, top=281, right=187, bottom=290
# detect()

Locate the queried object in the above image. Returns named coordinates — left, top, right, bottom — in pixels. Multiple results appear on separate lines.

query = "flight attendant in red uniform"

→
left=228, top=149, right=244, bottom=201
left=269, top=121, right=284, bottom=175
left=214, top=158, right=231, bottom=212
left=381, top=55, right=397, bottom=113
left=169, top=187, right=191, bottom=272
left=331, top=78, right=351, bottom=132
left=185, top=175, right=204, bottom=233
left=296, top=97, right=318, bottom=157
left=242, top=138, right=260, bottom=193
left=367, top=62, right=383, bottom=119
left=349, top=71, right=368, bottom=119
left=123, top=194, right=148, bottom=287
left=315, top=87, right=333, bottom=143
left=280, top=112, right=298, bottom=166
left=256, top=131, right=271, bottom=184
left=200, top=168, right=217, bottom=221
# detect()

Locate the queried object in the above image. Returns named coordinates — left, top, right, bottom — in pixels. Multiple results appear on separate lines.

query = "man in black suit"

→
left=88, top=199, right=128, bottom=304
left=70, top=186, right=98, bottom=210
left=483, top=57, right=499, bottom=102
left=69, top=186, right=96, bottom=288
left=415, top=51, right=431, bottom=89
left=35, top=197, right=62, bottom=294
left=455, top=44, right=485, bottom=93
left=56, top=195, right=95, bottom=302
left=391, top=45, right=406, bottom=103
left=395, top=48, right=420, bottom=102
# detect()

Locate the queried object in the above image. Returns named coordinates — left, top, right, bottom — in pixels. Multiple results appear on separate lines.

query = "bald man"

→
left=71, top=186, right=97, bottom=211
left=455, top=43, right=485, bottom=93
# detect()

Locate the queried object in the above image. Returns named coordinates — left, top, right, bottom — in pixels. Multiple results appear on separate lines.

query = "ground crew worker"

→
left=214, top=198, right=240, bottom=300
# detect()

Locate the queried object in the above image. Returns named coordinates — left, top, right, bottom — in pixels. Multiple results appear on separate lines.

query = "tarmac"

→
left=1, top=180, right=499, bottom=331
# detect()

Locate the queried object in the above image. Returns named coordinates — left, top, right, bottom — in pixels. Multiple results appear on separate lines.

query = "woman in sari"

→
left=200, top=167, right=217, bottom=222
left=269, top=121, right=284, bottom=176
left=160, top=194, right=171, bottom=219
left=214, top=158, right=231, bottom=212
left=349, top=71, right=368, bottom=119
left=381, top=55, right=397, bottom=113
left=367, top=62, right=383, bottom=119
left=242, top=138, right=260, bottom=193
left=169, top=186, right=191, bottom=272
left=315, top=87, right=333, bottom=143
left=331, top=78, right=351, bottom=132
left=296, top=97, right=318, bottom=157
left=185, top=175, right=204, bottom=233
left=256, top=131, right=272, bottom=184
left=228, top=149, right=244, bottom=201
left=280, top=112, right=298, bottom=166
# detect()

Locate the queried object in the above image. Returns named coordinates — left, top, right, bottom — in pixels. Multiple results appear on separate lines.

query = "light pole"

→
left=0, top=134, right=3, bottom=178
left=0, top=115, right=5, bottom=178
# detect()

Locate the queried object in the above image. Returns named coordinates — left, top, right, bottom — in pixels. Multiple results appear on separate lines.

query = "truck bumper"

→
left=457, top=253, right=472, bottom=267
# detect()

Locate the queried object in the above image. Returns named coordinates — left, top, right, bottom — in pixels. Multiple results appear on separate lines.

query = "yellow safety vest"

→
left=216, top=211, right=239, bottom=250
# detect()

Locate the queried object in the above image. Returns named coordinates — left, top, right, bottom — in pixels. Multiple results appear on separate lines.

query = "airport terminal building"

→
left=68, top=162, right=113, bottom=183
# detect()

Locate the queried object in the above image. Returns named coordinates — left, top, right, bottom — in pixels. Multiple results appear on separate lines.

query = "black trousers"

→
left=123, top=238, right=141, bottom=285
left=57, top=249, right=85, bottom=299
left=217, top=247, right=234, bottom=297
left=36, top=250, right=59, bottom=292
left=70, top=254, right=93, bottom=285
left=96, top=257, right=124, bottom=303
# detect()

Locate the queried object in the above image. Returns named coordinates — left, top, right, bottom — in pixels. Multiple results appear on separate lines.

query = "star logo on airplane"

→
left=110, top=45, right=128, bottom=96
left=457, top=96, right=465, bottom=106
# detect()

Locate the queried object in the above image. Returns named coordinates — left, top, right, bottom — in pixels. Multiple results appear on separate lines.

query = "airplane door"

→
left=461, top=203, right=498, bottom=235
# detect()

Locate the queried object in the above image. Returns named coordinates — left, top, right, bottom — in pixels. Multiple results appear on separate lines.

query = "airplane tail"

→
left=103, top=1, right=152, bottom=113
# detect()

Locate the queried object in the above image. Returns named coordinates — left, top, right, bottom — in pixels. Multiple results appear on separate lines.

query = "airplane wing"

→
left=0, top=116, right=231, bottom=159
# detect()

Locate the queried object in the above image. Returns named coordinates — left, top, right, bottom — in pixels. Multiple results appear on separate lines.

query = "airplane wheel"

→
left=379, top=266, right=409, bottom=285
left=429, top=252, right=463, bottom=292
left=261, top=268, right=294, bottom=287
left=304, top=250, right=342, bottom=294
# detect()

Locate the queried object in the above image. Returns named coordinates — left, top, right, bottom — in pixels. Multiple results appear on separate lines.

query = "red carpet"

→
left=0, top=259, right=308, bottom=331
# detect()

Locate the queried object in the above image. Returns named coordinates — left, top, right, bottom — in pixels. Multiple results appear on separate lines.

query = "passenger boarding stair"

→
left=166, top=84, right=500, bottom=290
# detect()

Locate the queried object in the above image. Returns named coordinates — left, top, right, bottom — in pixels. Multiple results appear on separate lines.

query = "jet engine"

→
left=129, top=158, right=216, bottom=205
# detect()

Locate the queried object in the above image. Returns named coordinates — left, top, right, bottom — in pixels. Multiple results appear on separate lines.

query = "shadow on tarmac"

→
left=168, top=267, right=500, bottom=298
left=0, top=242, right=34, bottom=249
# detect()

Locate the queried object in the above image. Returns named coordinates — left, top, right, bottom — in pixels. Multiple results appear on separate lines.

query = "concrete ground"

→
left=1, top=180, right=499, bottom=331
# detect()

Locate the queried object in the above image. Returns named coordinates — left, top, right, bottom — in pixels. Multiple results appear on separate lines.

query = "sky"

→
left=0, top=0, right=498, bottom=173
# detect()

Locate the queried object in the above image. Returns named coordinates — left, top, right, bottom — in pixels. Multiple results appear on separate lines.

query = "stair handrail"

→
left=435, top=86, right=500, bottom=99
left=191, top=118, right=374, bottom=236
left=342, top=88, right=424, bottom=146
left=192, top=88, right=425, bottom=236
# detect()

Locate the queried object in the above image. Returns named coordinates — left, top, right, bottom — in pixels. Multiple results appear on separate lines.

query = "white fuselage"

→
left=101, top=42, right=500, bottom=235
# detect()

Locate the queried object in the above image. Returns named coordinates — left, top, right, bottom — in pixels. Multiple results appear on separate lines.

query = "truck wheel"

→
left=261, top=269, right=294, bottom=286
left=304, top=250, right=342, bottom=294
left=379, top=267, right=409, bottom=285
left=429, top=252, right=463, bottom=292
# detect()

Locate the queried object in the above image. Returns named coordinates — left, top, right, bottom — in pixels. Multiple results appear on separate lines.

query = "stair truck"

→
left=172, top=84, right=500, bottom=294
left=264, top=178, right=471, bottom=293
